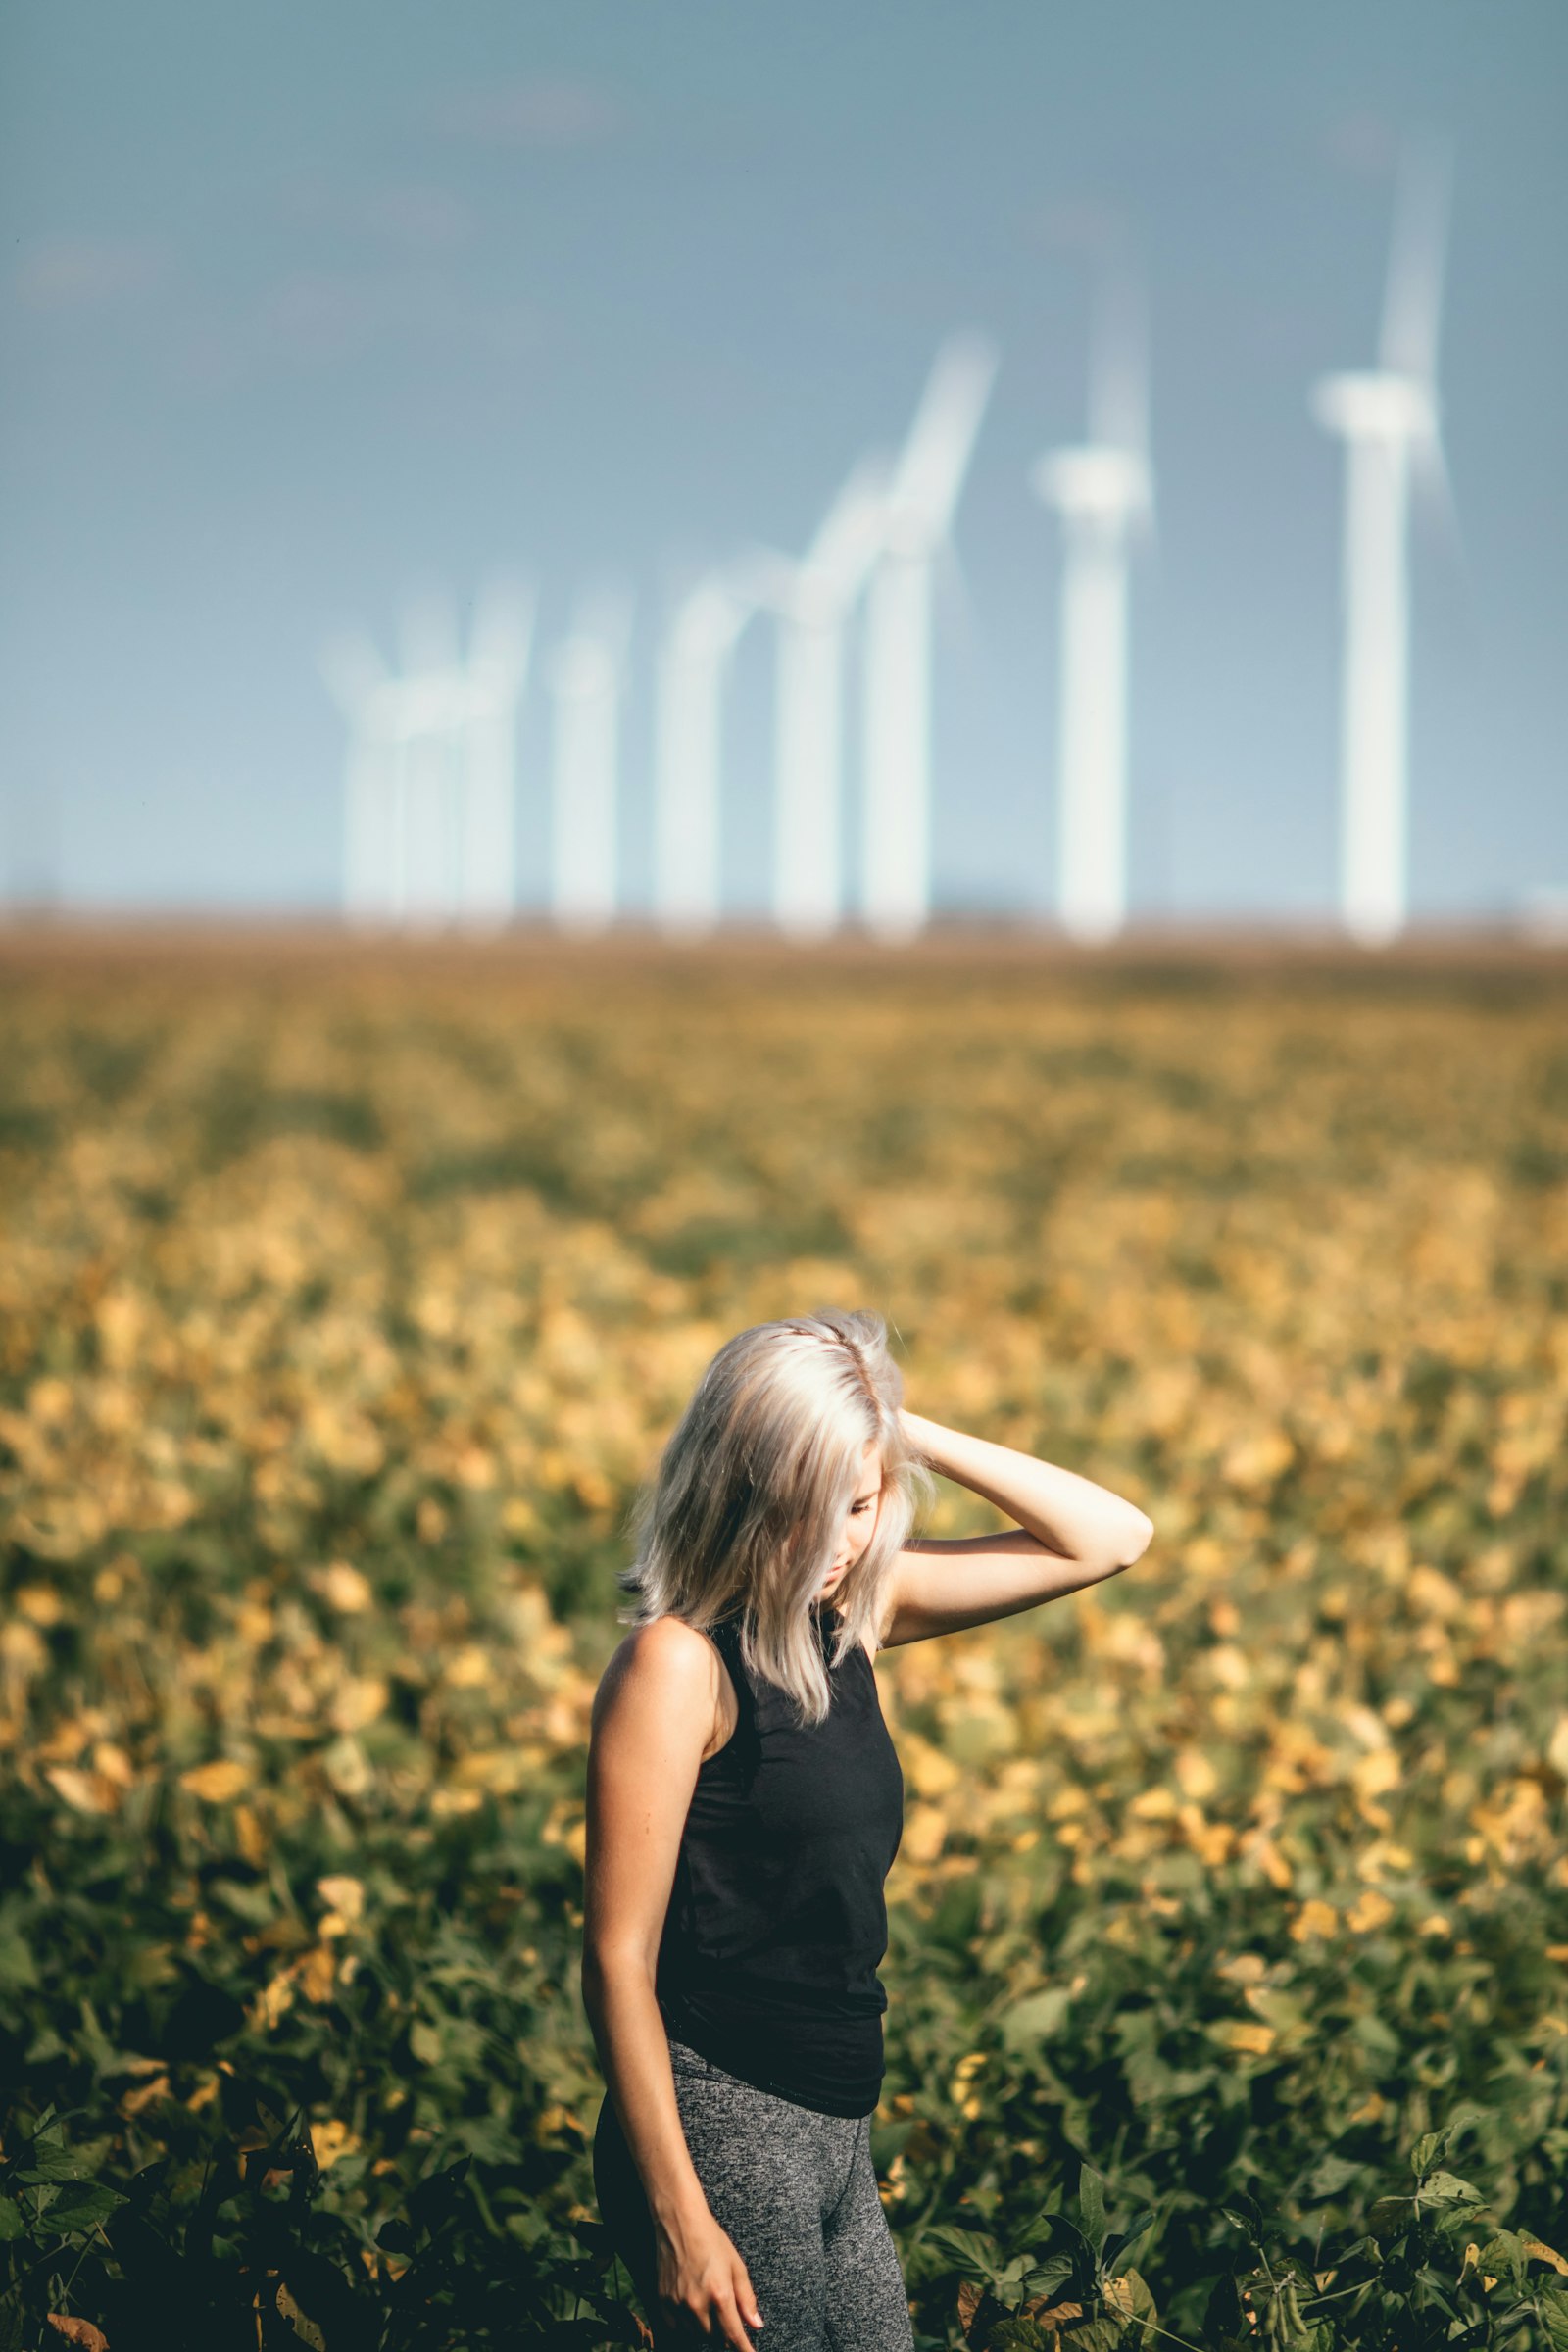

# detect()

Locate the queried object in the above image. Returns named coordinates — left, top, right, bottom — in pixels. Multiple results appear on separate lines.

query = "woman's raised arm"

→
left=874, top=1409, right=1155, bottom=1648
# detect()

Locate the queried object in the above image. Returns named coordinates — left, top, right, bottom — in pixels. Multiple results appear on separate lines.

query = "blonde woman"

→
left=582, top=1311, right=1153, bottom=2350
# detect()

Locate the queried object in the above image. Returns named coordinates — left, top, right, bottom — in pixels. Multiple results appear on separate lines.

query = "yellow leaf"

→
left=317, top=1874, right=366, bottom=1926
left=312, top=2118, right=361, bottom=2172
left=179, top=1759, right=248, bottom=1804
left=120, top=2072, right=172, bottom=2117
left=311, top=1560, right=372, bottom=1614
left=300, top=1944, right=339, bottom=2004
left=1290, top=1899, right=1340, bottom=1942
left=1347, top=1888, right=1396, bottom=1935
left=1215, top=2020, right=1277, bottom=2056
left=46, top=1766, right=119, bottom=1816
left=15, top=1585, right=64, bottom=1626
left=899, top=1804, right=947, bottom=1865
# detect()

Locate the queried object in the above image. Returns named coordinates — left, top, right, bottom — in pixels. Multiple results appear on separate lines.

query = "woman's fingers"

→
left=732, top=2254, right=763, bottom=2330
left=710, top=2286, right=756, bottom=2349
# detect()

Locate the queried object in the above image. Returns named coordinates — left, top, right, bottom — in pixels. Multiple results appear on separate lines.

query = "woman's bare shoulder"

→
left=592, top=1614, right=724, bottom=1729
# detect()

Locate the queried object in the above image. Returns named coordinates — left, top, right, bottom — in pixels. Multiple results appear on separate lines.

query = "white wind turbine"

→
left=756, top=464, right=888, bottom=940
left=320, top=581, right=533, bottom=930
left=652, top=566, right=762, bottom=937
left=320, top=627, right=399, bottom=926
left=1031, top=266, right=1153, bottom=946
left=1312, top=138, right=1453, bottom=948
left=457, top=578, right=535, bottom=929
left=547, top=597, right=631, bottom=933
left=861, top=332, right=999, bottom=941
left=389, top=592, right=466, bottom=928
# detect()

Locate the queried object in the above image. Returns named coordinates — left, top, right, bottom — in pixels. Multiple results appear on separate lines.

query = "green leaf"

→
left=1538, top=2286, right=1568, bottom=2352
left=1301, top=2151, right=1365, bottom=2201
left=1417, top=2172, right=1485, bottom=2216
left=1020, top=2252, right=1076, bottom=2299
left=1017, top=2208, right=1085, bottom=2256
left=1103, top=2209, right=1157, bottom=2276
left=41, top=2182, right=127, bottom=2235
left=16, top=2143, right=83, bottom=2182
left=409, top=2019, right=444, bottom=2067
left=1368, top=2195, right=1417, bottom=2240
left=1220, top=2193, right=1265, bottom=2241
left=925, top=2224, right=1004, bottom=2280
left=210, top=1876, right=276, bottom=1926
left=989, top=2321, right=1058, bottom=2352
left=1474, top=2231, right=1528, bottom=2293
left=1408, top=2129, right=1445, bottom=2178
left=1078, top=2164, right=1108, bottom=2256
left=0, top=1905, right=39, bottom=1995
left=0, top=2199, right=24, bottom=2243
left=1001, top=1987, right=1075, bottom=2050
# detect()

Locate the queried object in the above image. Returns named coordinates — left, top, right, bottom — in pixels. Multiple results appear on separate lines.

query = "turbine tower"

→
left=1031, top=265, right=1152, bottom=946
left=861, top=332, right=999, bottom=941
left=652, top=567, right=759, bottom=937
left=757, top=464, right=887, bottom=940
left=458, top=578, right=534, bottom=929
left=1312, top=138, right=1453, bottom=948
left=548, top=598, right=630, bottom=934
left=392, top=593, right=466, bottom=928
left=319, top=628, right=398, bottom=926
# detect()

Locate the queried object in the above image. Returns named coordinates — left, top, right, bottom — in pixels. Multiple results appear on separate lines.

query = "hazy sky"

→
left=1, top=1, right=1564, bottom=920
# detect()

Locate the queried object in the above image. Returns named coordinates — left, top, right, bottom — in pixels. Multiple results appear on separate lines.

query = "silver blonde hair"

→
left=618, top=1308, right=930, bottom=1727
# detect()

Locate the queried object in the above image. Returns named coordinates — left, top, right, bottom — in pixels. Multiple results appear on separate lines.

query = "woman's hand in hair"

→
left=655, top=2205, right=764, bottom=2346
left=872, top=1410, right=1154, bottom=1645
left=898, top=1409, right=1152, bottom=1571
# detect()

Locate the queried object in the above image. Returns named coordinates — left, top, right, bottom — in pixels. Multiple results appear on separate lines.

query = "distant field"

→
left=2, top=938, right=1565, bottom=2349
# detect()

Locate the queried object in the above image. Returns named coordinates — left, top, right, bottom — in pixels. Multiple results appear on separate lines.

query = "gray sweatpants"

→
left=592, top=2035, right=915, bottom=2351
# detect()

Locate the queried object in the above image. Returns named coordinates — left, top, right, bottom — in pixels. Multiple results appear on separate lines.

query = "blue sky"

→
left=1, top=1, right=1563, bottom=920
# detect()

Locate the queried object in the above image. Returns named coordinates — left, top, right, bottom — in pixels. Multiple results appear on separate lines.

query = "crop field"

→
left=1, top=934, right=1566, bottom=2350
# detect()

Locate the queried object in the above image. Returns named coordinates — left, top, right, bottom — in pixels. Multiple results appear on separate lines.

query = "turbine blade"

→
left=1379, top=132, right=1453, bottom=382
left=318, top=627, right=388, bottom=711
left=1412, top=424, right=1466, bottom=582
left=399, top=586, right=463, bottom=676
left=469, top=575, right=536, bottom=684
left=890, top=331, right=1000, bottom=534
left=1088, top=261, right=1150, bottom=459
left=806, top=458, right=891, bottom=599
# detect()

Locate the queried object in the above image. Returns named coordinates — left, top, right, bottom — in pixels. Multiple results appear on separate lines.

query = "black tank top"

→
left=654, top=1599, right=905, bottom=2118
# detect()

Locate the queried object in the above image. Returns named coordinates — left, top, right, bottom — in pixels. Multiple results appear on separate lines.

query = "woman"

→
left=581, top=1311, right=1153, bottom=2350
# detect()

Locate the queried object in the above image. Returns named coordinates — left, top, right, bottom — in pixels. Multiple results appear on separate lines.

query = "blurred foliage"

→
left=1, top=944, right=1566, bottom=2348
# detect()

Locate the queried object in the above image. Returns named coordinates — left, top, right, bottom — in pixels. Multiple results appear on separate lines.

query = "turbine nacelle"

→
left=1311, top=369, right=1439, bottom=446
left=1031, top=443, right=1152, bottom=529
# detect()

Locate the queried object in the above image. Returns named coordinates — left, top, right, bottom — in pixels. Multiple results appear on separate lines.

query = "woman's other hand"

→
left=655, top=2204, right=764, bottom=2344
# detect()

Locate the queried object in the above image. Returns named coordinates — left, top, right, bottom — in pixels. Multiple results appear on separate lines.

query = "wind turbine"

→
left=756, top=464, right=888, bottom=940
left=547, top=597, right=631, bottom=933
left=319, top=628, right=398, bottom=926
left=1312, top=137, right=1453, bottom=948
left=652, top=566, right=760, bottom=937
left=861, top=333, right=999, bottom=941
left=320, top=583, right=533, bottom=931
left=458, top=577, right=534, bottom=929
left=1031, top=264, right=1153, bottom=946
left=392, top=593, right=466, bottom=928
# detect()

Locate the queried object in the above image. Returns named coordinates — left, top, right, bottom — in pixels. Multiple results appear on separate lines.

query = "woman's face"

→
left=819, top=1441, right=883, bottom=1597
